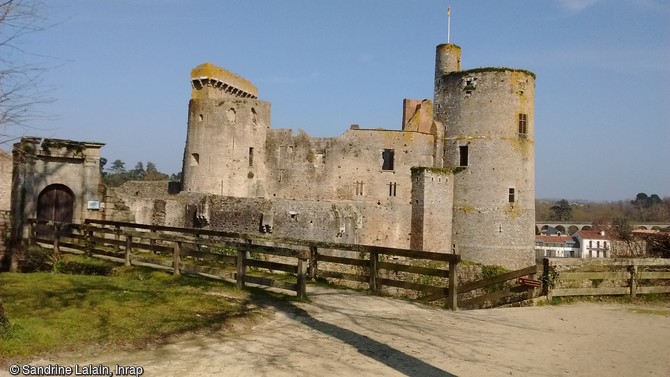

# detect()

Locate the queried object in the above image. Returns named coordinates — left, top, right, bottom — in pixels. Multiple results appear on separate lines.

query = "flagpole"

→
left=447, top=7, right=451, bottom=43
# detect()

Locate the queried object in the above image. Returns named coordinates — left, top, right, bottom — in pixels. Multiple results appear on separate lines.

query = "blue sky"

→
left=3, top=0, right=669, bottom=201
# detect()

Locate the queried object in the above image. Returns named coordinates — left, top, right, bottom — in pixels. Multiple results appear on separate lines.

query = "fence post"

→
left=308, top=246, right=318, bottom=280
left=124, top=235, right=132, bottom=267
left=173, top=241, right=181, bottom=276
left=115, top=225, right=121, bottom=252
left=542, top=258, right=551, bottom=299
left=448, top=259, right=458, bottom=311
left=236, top=249, right=245, bottom=289
left=527, top=271, right=537, bottom=300
left=53, top=223, right=61, bottom=257
left=150, top=229, right=156, bottom=254
left=297, top=257, right=308, bottom=299
left=87, top=227, right=95, bottom=252
left=629, top=263, right=637, bottom=299
left=369, top=251, right=378, bottom=292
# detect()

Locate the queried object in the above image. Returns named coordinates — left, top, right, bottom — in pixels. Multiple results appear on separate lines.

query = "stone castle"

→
left=3, top=41, right=536, bottom=270
left=178, top=42, right=535, bottom=268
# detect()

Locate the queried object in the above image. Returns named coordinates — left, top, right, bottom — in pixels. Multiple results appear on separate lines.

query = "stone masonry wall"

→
left=264, top=127, right=436, bottom=206
left=438, top=68, right=535, bottom=269
left=0, top=210, right=10, bottom=266
left=182, top=98, right=271, bottom=197
left=0, top=151, right=12, bottom=212
left=112, top=186, right=414, bottom=250
left=105, top=181, right=189, bottom=226
left=410, top=167, right=454, bottom=253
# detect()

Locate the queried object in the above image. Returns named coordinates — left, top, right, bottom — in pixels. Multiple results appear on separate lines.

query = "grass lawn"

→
left=0, top=255, right=269, bottom=363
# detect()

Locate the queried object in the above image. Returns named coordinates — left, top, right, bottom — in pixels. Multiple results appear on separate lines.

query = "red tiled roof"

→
left=574, top=230, right=610, bottom=240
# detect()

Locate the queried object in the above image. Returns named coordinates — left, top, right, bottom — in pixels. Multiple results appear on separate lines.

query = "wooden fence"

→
left=27, top=219, right=461, bottom=309
left=543, top=258, right=670, bottom=299
left=28, top=219, right=310, bottom=298
left=457, top=265, right=541, bottom=309
left=29, top=219, right=668, bottom=309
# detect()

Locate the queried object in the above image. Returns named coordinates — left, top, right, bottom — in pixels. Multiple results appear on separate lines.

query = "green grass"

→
left=0, top=261, right=265, bottom=363
left=547, top=293, right=670, bottom=306
left=628, top=308, right=670, bottom=317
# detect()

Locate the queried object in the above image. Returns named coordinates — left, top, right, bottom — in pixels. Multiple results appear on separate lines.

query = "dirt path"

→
left=6, top=287, right=670, bottom=377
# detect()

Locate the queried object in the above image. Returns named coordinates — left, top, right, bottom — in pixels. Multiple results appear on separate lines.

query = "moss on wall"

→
left=444, top=67, right=536, bottom=79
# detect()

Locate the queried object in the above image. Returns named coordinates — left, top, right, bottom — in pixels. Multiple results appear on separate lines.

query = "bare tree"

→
left=0, top=0, right=50, bottom=146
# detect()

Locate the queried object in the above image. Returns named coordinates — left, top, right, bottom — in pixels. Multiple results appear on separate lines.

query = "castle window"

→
left=190, top=153, right=200, bottom=166
left=459, top=145, right=468, bottom=167
left=464, top=77, right=477, bottom=90
left=388, top=182, right=397, bottom=197
left=382, top=149, right=394, bottom=171
left=508, top=188, right=515, bottom=203
left=226, top=108, right=236, bottom=123
left=355, top=181, right=364, bottom=196
left=518, top=114, right=528, bottom=135
left=248, top=147, right=254, bottom=167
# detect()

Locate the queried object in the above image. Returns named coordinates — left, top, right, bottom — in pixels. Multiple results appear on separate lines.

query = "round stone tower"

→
left=181, top=63, right=271, bottom=198
left=434, top=44, right=536, bottom=269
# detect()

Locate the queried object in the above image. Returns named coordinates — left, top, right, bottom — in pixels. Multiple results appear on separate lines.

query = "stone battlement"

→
left=191, top=63, right=258, bottom=99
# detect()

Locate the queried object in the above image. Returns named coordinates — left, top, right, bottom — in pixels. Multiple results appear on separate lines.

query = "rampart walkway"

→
left=20, top=286, right=670, bottom=377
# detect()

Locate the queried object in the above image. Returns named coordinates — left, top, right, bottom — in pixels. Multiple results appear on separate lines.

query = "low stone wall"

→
left=0, top=151, right=11, bottom=212
left=0, top=210, right=10, bottom=267
left=109, top=181, right=413, bottom=250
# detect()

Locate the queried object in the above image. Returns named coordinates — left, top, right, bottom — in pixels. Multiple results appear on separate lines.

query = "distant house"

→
left=573, top=230, right=610, bottom=258
left=535, top=235, right=579, bottom=262
left=535, top=229, right=611, bottom=262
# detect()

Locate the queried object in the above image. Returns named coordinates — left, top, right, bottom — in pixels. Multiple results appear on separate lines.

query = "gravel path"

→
left=5, top=287, right=670, bottom=377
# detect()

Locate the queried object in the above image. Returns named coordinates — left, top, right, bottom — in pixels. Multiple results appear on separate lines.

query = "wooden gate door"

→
left=37, top=185, right=74, bottom=237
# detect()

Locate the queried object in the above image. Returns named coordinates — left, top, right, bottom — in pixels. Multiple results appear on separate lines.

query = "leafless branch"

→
left=0, top=0, right=52, bottom=141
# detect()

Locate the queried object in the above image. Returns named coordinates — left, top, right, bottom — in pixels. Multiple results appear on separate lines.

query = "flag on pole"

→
left=447, top=6, right=451, bottom=43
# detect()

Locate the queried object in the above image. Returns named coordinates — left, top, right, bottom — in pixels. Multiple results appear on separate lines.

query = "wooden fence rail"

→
left=26, top=220, right=670, bottom=310
left=82, top=219, right=461, bottom=309
left=28, top=219, right=461, bottom=309
left=543, top=258, right=670, bottom=299
left=28, top=219, right=310, bottom=298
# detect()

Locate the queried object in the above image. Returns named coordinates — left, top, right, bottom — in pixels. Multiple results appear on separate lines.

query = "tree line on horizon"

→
left=100, top=158, right=180, bottom=187
left=536, top=193, right=670, bottom=224
left=538, top=194, right=670, bottom=257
